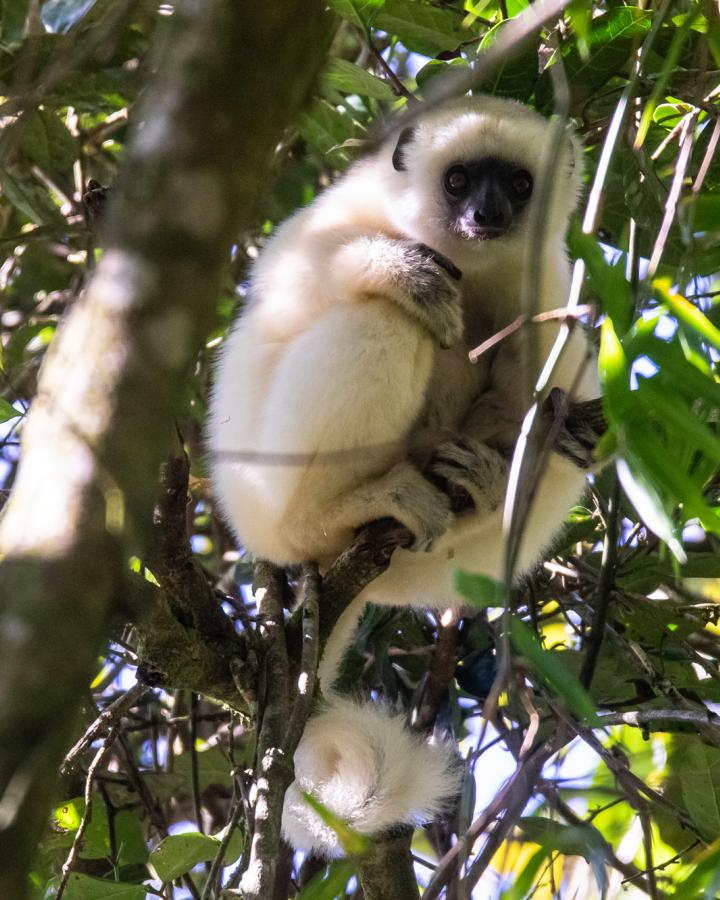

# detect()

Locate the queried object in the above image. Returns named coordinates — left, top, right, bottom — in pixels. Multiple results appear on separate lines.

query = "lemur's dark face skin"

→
left=442, top=157, right=533, bottom=241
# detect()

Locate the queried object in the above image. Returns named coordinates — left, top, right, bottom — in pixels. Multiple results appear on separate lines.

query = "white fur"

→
left=281, top=696, right=460, bottom=857
left=209, top=96, right=598, bottom=853
left=209, top=94, right=596, bottom=598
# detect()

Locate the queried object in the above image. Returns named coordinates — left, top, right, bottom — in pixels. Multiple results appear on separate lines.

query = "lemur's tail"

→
left=282, top=695, right=461, bottom=857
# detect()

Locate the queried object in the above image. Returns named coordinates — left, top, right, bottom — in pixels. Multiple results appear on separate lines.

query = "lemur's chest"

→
left=417, top=272, right=513, bottom=431
left=419, top=343, right=490, bottom=432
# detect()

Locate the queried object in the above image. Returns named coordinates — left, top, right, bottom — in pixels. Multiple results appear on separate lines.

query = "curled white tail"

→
left=282, top=695, right=461, bottom=857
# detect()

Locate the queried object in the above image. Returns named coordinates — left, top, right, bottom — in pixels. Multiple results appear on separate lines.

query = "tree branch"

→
left=360, top=827, right=420, bottom=900
left=134, top=447, right=254, bottom=711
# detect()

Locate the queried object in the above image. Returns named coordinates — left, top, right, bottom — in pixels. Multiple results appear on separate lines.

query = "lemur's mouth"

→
left=456, top=224, right=508, bottom=241
left=472, top=225, right=508, bottom=240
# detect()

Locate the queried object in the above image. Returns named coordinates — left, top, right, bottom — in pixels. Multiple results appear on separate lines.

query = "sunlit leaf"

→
left=569, top=224, right=633, bottom=332
left=598, top=317, right=632, bottom=420
left=299, top=100, right=365, bottom=167
left=0, top=398, right=22, bottom=423
left=655, top=280, right=720, bottom=352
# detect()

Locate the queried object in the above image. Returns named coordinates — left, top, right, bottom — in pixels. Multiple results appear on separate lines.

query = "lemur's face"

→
left=386, top=98, right=581, bottom=269
left=441, top=156, right=534, bottom=241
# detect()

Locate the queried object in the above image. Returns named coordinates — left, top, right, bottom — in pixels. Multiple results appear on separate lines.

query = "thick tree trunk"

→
left=0, top=3, right=331, bottom=895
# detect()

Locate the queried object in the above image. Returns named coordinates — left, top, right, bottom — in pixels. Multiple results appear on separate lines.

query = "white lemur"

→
left=209, top=96, right=597, bottom=856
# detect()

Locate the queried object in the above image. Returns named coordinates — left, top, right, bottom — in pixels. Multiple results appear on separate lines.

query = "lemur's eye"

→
left=444, top=165, right=469, bottom=195
left=511, top=170, right=533, bottom=200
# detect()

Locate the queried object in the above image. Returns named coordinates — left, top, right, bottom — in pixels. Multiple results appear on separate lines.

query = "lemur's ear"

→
left=392, top=126, right=416, bottom=171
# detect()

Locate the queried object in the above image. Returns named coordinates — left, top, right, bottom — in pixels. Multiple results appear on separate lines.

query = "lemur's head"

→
left=385, top=95, right=582, bottom=271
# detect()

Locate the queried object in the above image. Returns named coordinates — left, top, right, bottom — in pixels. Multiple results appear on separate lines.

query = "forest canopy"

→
left=1, top=0, right=720, bottom=898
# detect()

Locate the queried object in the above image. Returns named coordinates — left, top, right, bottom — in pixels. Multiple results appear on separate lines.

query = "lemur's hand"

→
left=542, top=388, right=606, bottom=469
left=398, top=241, right=464, bottom=349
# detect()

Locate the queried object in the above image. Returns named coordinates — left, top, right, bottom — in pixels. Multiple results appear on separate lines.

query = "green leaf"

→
left=476, top=21, right=539, bottom=102
left=537, top=7, right=652, bottom=110
left=114, top=811, right=149, bottom=866
left=15, top=109, right=50, bottom=169
left=327, top=0, right=384, bottom=31
left=51, top=798, right=111, bottom=860
left=517, top=816, right=611, bottom=892
left=298, top=100, right=365, bottom=167
left=634, top=9, right=698, bottom=149
left=38, top=108, right=79, bottom=174
left=670, top=841, right=720, bottom=898
left=625, top=428, right=720, bottom=535
left=454, top=570, right=507, bottom=608
left=149, top=832, right=220, bottom=882
left=297, top=858, right=358, bottom=900
left=0, top=166, right=64, bottom=225
left=509, top=617, right=598, bottom=722
left=322, top=59, right=396, bottom=102
left=685, top=194, right=720, bottom=232
left=374, top=0, right=468, bottom=56
left=518, top=815, right=612, bottom=861
left=598, top=318, right=631, bottom=420
left=0, top=397, right=21, bottom=423
left=612, top=552, right=720, bottom=594
left=60, top=873, right=145, bottom=899
left=679, top=740, right=720, bottom=839
left=566, top=0, right=592, bottom=58
left=415, top=58, right=470, bottom=93
left=636, top=378, right=720, bottom=461
left=628, top=334, right=720, bottom=410
left=655, top=279, right=720, bottom=352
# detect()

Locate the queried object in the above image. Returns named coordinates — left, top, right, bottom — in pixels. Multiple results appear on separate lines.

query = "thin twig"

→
left=284, top=562, right=321, bottom=753
left=411, top=610, right=459, bottom=733
left=468, top=305, right=593, bottom=363
left=56, top=724, right=121, bottom=900
left=201, top=771, right=246, bottom=899
left=598, top=708, right=720, bottom=731
left=237, top=562, right=293, bottom=899
left=559, top=712, right=701, bottom=835
left=190, top=692, right=204, bottom=834
left=648, top=111, right=698, bottom=277
left=460, top=731, right=567, bottom=894
left=423, top=732, right=568, bottom=900
left=579, top=475, right=620, bottom=688
left=541, top=783, right=656, bottom=896
left=62, top=681, right=145, bottom=772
